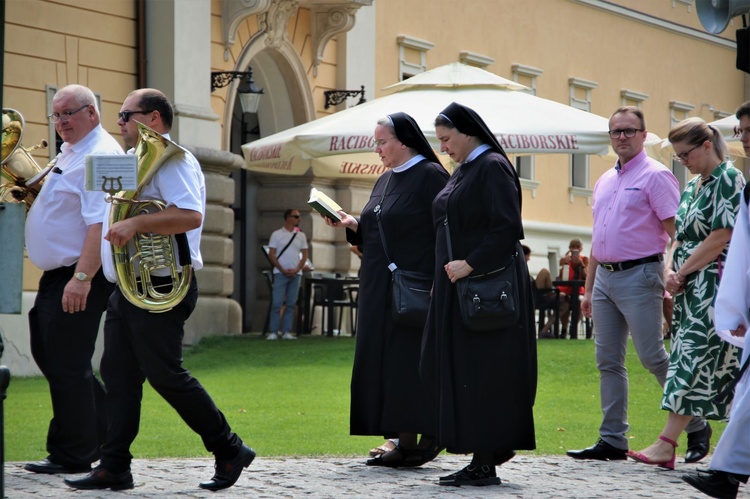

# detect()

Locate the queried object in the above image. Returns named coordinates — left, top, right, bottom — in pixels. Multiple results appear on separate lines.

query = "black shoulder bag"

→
left=445, top=217, right=519, bottom=331
left=375, top=173, right=433, bottom=328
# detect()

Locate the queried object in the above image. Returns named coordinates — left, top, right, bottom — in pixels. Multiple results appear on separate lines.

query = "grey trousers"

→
left=592, top=260, right=704, bottom=449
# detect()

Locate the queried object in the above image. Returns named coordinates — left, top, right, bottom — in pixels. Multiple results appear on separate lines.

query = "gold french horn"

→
left=1, top=108, right=53, bottom=210
left=109, top=122, right=193, bottom=313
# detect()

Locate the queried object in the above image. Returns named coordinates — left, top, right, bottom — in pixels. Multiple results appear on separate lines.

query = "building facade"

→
left=2, top=0, right=747, bottom=373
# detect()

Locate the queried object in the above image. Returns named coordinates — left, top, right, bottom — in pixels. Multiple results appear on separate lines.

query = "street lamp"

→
left=211, top=66, right=265, bottom=114
left=324, top=85, right=366, bottom=109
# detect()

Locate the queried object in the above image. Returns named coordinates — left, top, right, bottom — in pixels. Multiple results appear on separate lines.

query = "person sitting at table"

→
left=557, top=238, right=588, bottom=338
left=323, top=112, right=449, bottom=466
left=524, top=245, right=556, bottom=338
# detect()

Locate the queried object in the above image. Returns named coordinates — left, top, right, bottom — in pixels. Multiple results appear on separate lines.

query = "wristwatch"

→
left=73, top=272, right=92, bottom=282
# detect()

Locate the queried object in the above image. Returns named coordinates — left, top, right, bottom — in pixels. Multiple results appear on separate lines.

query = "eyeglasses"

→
left=673, top=144, right=700, bottom=164
left=289, top=214, right=300, bottom=219
left=608, top=128, right=644, bottom=139
left=117, top=110, right=152, bottom=123
left=374, top=137, right=395, bottom=147
left=48, top=104, right=90, bottom=123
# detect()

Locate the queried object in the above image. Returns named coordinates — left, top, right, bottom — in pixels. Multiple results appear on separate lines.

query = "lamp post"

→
left=211, top=67, right=264, bottom=114
left=323, top=85, right=366, bottom=109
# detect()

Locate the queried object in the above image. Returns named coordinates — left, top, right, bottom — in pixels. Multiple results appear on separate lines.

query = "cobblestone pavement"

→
left=5, top=454, right=750, bottom=498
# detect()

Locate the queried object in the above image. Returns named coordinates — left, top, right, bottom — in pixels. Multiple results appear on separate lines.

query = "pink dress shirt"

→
left=591, top=149, right=679, bottom=263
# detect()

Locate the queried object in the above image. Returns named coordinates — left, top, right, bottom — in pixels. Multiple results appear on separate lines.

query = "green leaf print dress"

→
left=663, top=162, right=744, bottom=419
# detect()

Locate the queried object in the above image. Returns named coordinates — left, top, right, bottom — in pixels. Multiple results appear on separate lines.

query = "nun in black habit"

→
left=323, top=112, right=449, bottom=466
left=421, top=102, right=537, bottom=487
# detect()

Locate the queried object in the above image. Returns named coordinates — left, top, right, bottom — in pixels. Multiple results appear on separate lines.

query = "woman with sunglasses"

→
left=628, top=117, right=743, bottom=469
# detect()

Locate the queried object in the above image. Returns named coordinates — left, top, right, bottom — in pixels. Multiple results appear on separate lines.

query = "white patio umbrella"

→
left=242, top=63, right=642, bottom=179
left=659, top=114, right=745, bottom=160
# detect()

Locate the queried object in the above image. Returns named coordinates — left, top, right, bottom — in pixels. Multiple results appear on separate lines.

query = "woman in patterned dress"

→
left=628, top=117, right=743, bottom=469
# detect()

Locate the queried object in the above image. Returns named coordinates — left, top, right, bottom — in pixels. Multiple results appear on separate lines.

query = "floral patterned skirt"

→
left=662, top=246, right=741, bottom=419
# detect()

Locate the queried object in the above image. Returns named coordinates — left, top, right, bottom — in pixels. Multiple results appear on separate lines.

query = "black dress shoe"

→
left=64, top=466, right=134, bottom=490
left=24, top=458, right=91, bottom=475
left=682, top=470, right=747, bottom=499
left=685, top=423, right=712, bottom=463
left=566, top=438, right=627, bottom=461
left=439, top=464, right=501, bottom=487
left=199, top=444, right=256, bottom=491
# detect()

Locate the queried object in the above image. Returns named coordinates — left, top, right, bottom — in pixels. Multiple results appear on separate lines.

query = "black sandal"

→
left=402, top=444, right=443, bottom=467
left=439, top=464, right=501, bottom=487
left=365, top=446, right=408, bottom=467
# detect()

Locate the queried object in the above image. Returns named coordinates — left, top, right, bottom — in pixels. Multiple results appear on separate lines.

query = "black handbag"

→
left=390, top=268, right=433, bottom=328
left=375, top=173, right=432, bottom=328
left=446, top=218, right=519, bottom=331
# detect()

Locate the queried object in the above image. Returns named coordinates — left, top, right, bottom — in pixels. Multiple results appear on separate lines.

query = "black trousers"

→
left=28, top=265, right=113, bottom=467
left=99, top=276, right=241, bottom=472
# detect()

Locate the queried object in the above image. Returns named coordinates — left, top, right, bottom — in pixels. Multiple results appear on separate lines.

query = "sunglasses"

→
left=118, top=110, right=153, bottom=123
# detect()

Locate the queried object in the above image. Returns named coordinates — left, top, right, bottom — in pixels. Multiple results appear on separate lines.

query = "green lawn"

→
left=3, top=335, right=726, bottom=461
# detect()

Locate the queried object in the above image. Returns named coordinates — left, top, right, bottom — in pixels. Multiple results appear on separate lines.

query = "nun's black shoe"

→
left=685, top=423, right=712, bottom=463
left=439, top=464, right=501, bottom=487
left=494, top=450, right=516, bottom=466
left=366, top=447, right=407, bottom=467
left=401, top=444, right=443, bottom=467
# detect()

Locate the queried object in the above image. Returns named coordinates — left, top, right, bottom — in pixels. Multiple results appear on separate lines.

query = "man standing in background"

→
left=266, top=208, right=308, bottom=340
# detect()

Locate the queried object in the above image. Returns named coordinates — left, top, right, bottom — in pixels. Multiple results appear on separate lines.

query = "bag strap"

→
left=276, top=231, right=298, bottom=259
left=374, top=173, right=397, bottom=270
left=444, top=207, right=517, bottom=277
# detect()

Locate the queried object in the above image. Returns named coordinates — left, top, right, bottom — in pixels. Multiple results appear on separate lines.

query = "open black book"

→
left=308, top=187, right=342, bottom=221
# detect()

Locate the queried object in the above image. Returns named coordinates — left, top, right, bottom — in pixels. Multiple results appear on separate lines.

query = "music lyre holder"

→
left=101, top=176, right=124, bottom=198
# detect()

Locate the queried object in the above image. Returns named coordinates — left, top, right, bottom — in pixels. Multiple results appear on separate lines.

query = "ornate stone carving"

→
left=260, top=0, right=299, bottom=49
left=222, top=0, right=272, bottom=60
left=310, top=3, right=359, bottom=76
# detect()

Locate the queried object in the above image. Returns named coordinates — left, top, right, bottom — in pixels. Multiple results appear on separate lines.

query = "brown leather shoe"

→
left=64, top=466, right=134, bottom=490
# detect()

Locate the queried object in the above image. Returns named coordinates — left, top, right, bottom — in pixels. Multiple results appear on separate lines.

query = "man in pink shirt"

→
left=567, top=106, right=707, bottom=462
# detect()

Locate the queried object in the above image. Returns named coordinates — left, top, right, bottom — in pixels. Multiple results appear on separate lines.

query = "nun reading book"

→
left=322, top=112, right=448, bottom=468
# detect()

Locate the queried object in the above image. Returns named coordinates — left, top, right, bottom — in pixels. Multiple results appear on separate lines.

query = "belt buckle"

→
left=602, top=263, right=615, bottom=272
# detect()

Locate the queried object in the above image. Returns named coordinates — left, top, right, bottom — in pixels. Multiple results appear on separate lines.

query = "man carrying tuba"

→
left=24, top=85, right=122, bottom=475
left=65, top=89, right=255, bottom=492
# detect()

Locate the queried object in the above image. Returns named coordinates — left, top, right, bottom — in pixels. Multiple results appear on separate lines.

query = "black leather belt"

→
left=599, top=254, right=663, bottom=272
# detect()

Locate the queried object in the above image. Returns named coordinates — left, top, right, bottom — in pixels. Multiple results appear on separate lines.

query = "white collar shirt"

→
left=25, top=124, right=123, bottom=270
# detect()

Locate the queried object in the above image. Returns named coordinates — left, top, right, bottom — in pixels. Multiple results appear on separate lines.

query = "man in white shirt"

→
left=24, top=85, right=122, bottom=475
left=65, top=88, right=254, bottom=492
left=266, top=209, right=309, bottom=340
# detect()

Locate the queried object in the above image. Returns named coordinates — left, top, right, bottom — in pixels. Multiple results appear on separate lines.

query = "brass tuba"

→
left=1, top=108, right=53, bottom=210
left=109, top=122, right=193, bottom=313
